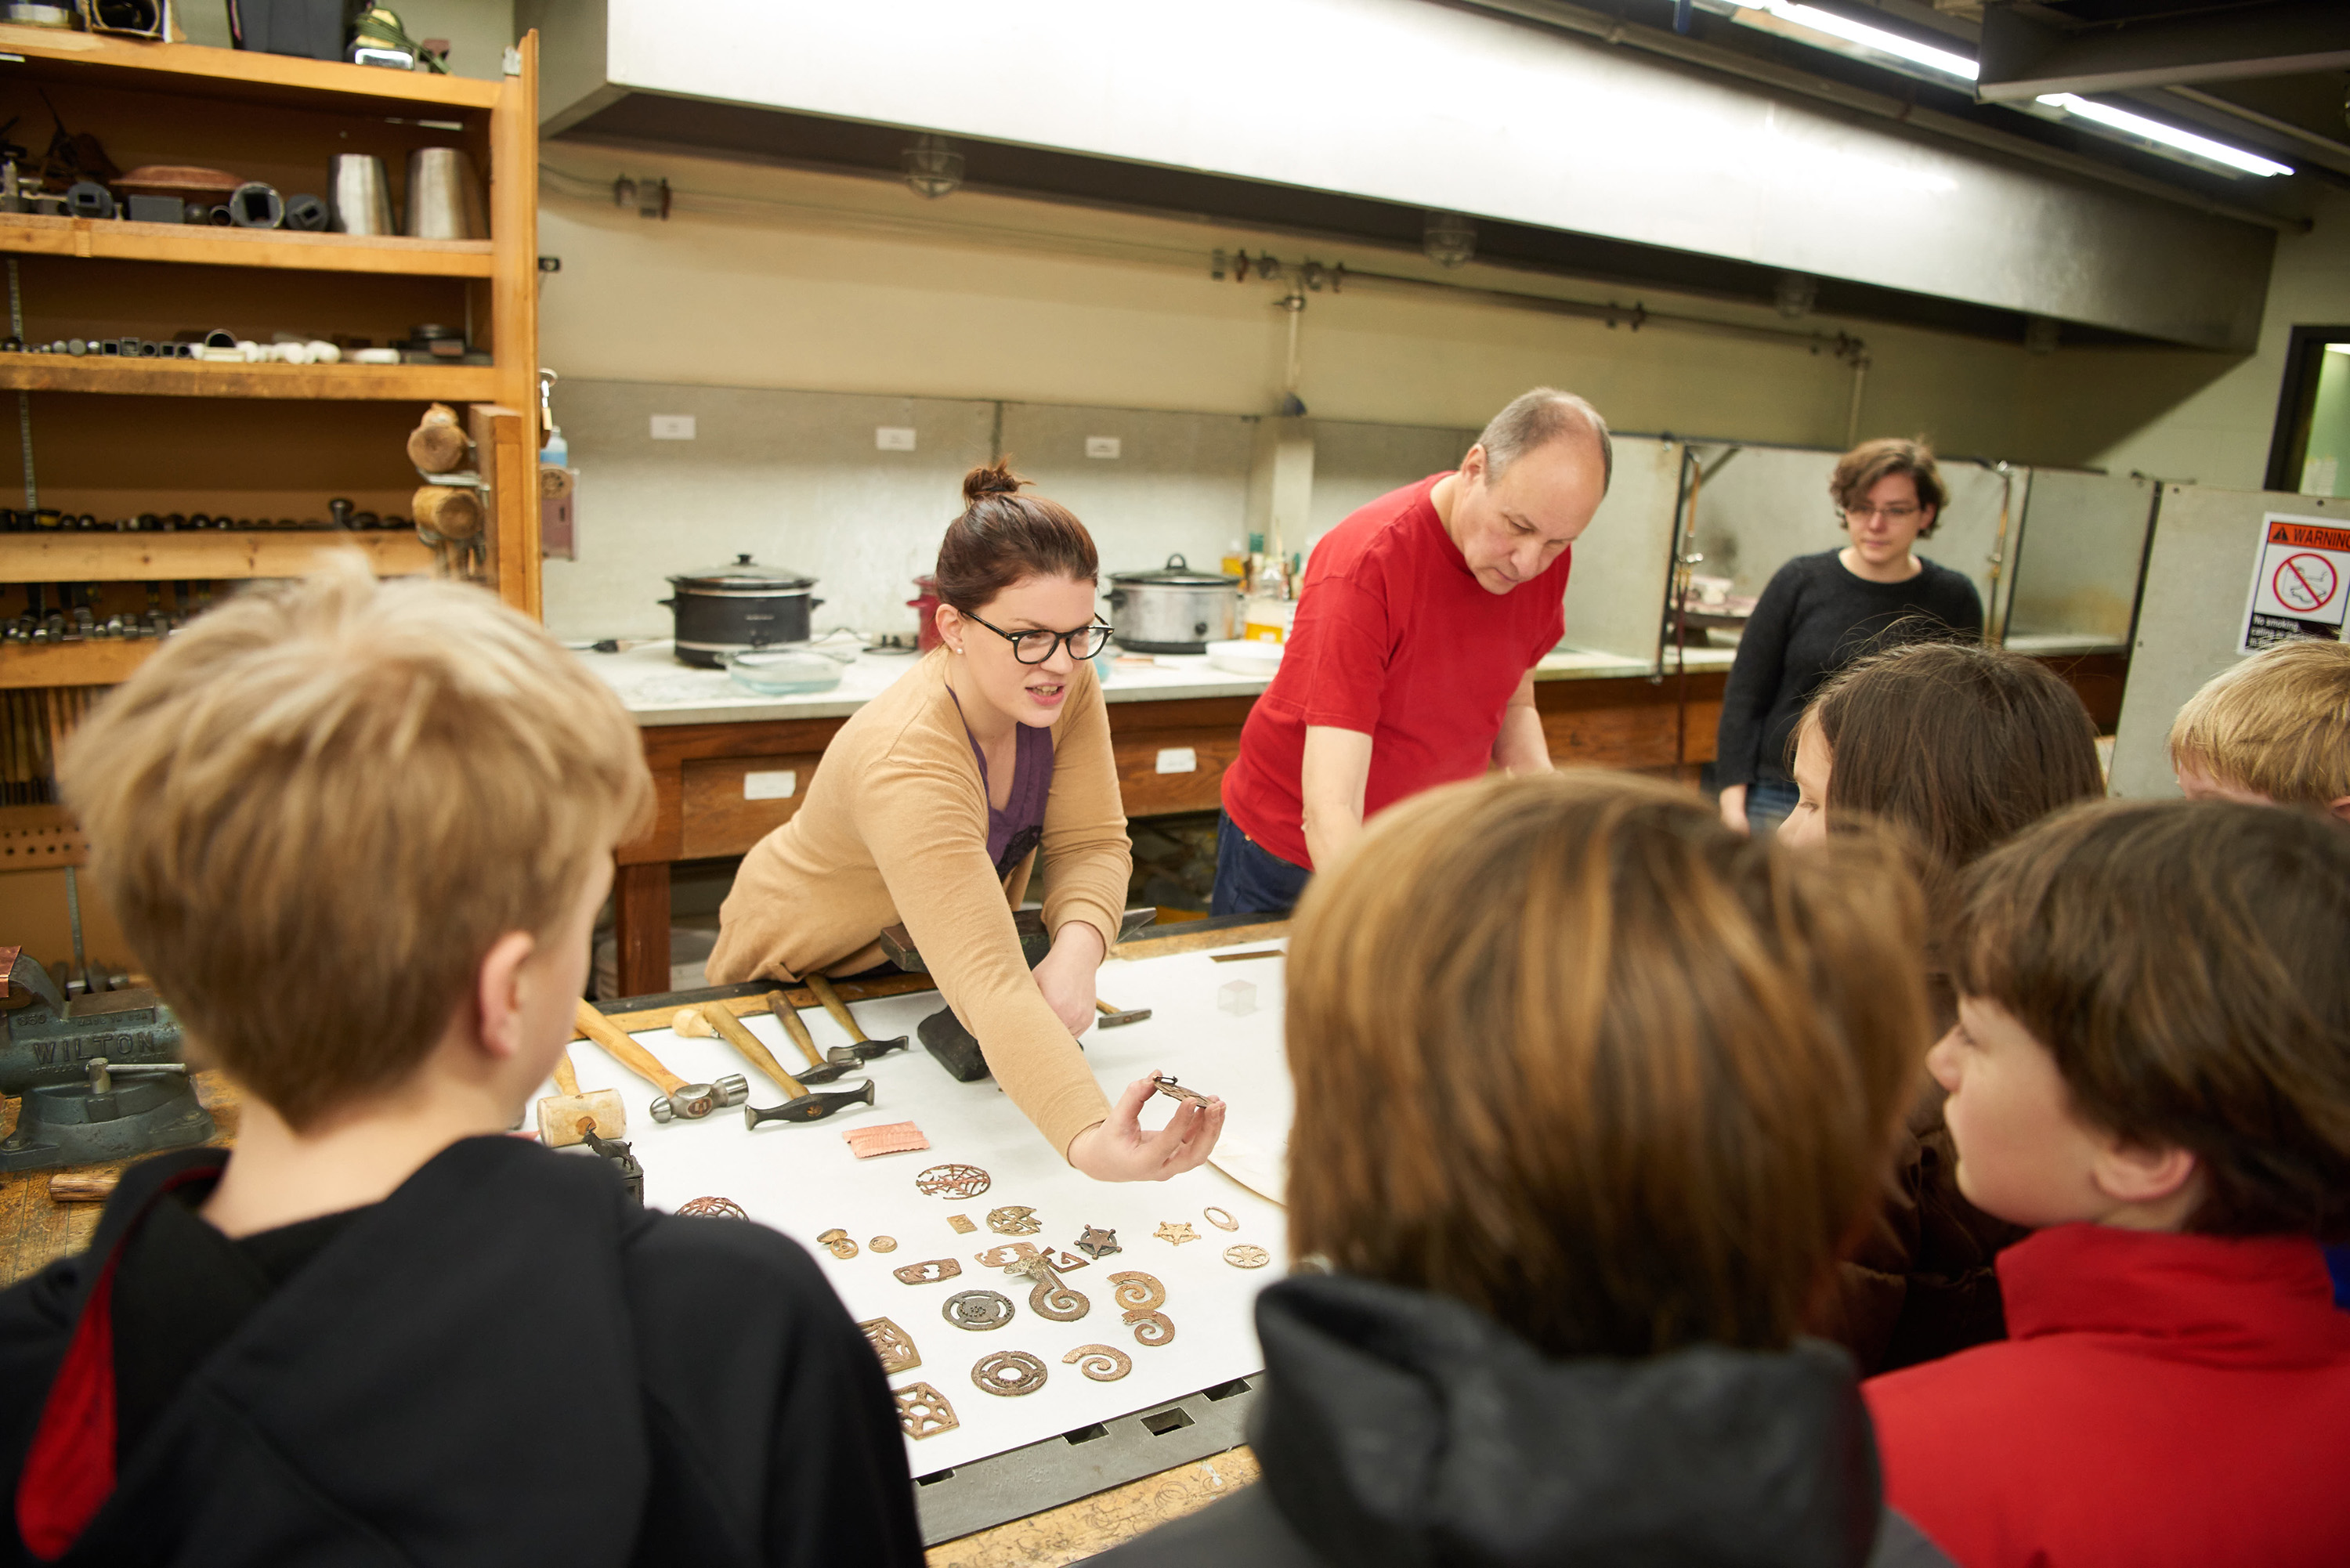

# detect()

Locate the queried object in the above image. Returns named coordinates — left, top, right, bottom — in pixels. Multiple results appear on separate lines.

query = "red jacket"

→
left=1864, top=1223, right=2350, bottom=1568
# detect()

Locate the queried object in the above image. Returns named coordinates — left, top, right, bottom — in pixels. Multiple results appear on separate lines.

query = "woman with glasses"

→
left=1716, top=437, right=1982, bottom=837
left=710, top=461, right=1224, bottom=1180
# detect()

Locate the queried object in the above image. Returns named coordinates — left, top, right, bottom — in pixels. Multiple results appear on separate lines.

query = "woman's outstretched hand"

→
left=1068, top=1071, right=1226, bottom=1183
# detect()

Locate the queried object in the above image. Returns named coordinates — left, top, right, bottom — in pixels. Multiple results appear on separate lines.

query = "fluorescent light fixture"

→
left=2326, top=343, right=2350, bottom=357
left=1754, top=2, right=1977, bottom=81
left=2035, top=93, right=2294, bottom=178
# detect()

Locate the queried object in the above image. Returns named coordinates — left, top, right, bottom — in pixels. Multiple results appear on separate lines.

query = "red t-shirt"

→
left=1220, top=473, right=1570, bottom=869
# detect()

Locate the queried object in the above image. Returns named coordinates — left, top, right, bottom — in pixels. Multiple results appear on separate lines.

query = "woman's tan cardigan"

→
left=707, top=649, right=1130, bottom=1158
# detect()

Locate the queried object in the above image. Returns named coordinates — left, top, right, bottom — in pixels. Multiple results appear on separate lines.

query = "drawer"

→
left=680, top=753, right=826, bottom=858
left=1112, top=728, right=1240, bottom=817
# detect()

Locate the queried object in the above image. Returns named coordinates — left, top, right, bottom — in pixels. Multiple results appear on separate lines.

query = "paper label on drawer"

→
left=743, top=770, right=797, bottom=800
left=1154, top=747, right=1198, bottom=775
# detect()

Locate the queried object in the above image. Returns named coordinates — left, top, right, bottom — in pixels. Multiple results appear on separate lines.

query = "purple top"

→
left=949, top=691, right=1056, bottom=876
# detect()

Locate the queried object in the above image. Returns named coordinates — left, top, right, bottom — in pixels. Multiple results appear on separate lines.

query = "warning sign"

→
left=2241, top=514, right=2350, bottom=652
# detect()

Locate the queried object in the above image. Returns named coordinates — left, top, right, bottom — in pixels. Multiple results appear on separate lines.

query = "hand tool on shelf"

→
left=1096, top=999, right=1152, bottom=1028
left=804, top=973, right=909, bottom=1063
left=535, top=1047, right=625, bottom=1148
left=572, top=999, right=746, bottom=1124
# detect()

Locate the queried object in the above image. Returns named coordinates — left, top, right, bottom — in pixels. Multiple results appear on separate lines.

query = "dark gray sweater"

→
left=1715, top=550, right=1983, bottom=787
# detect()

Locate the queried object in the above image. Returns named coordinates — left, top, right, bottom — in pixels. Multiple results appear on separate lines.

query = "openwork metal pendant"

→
left=895, top=1258, right=964, bottom=1285
left=942, top=1288, right=1015, bottom=1331
left=916, top=1164, right=992, bottom=1199
left=1007, top=1255, right=1090, bottom=1321
left=987, top=1205, right=1042, bottom=1235
left=895, top=1381, right=959, bottom=1439
left=677, top=1196, right=747, bottom=1219
left=971, top=1349, right=1048, bottom=1397
left=1224, top=1245, right=1271, bottom=1270
left=858, top=1317, right=921, bottom=1375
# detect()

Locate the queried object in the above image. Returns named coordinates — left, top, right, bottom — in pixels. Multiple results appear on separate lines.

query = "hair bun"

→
left=963, top=460, right=1029, bottom=504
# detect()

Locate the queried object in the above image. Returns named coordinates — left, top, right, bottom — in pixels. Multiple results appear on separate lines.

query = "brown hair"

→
left=1810, top=641, right=2105, bottom=890
left=2167, top=638, right=2350, bottom=808
left=1831, top=437, right=1948, bottom=537
left=1285, top=771, right=1930, bottom=1358
left=1954, top=800, right=2350, bottom=1240
left=60, top=558, right=652, bottom=1130
left=935, top=460, right=1098, bottom=615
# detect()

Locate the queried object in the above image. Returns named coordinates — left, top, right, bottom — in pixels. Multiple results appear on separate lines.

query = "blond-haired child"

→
left=0, top=563, right=920, bottom=1565
left=2169, top=638, right=2350, bottom=821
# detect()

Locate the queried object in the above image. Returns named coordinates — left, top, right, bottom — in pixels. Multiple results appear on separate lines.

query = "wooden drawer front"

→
left=1114, top=728, right=1241, bottom=817
left=680, top=753, right=827, bottom=859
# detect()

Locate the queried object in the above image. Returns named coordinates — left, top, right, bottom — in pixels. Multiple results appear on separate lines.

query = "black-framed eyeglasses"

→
left=962, top=610, right=1114, bottom=664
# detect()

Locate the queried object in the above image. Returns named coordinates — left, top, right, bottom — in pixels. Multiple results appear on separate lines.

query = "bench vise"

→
left=1, top=946, right=214, bottom=1172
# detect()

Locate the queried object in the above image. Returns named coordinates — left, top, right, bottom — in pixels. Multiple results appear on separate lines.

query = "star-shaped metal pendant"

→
left=1155, top=1221, right=1198, bottom=1246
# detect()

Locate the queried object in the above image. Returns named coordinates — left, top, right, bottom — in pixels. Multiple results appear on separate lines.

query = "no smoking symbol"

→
left=2273, top=552, right=2339, bottom=614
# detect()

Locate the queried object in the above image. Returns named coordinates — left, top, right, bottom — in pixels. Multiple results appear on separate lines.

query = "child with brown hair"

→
left=2167, top=637, right=2350, bottom=822
left=0, top=564, right=922, bottom=1566
left=1865, top=800, right=2350, bottom=1568
left=1103, top=771, right=1951, bottom=1567
left=1781, top=641, right=2106, bottom=1373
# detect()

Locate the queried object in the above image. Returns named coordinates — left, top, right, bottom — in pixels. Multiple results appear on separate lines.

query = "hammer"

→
left=745, top=1078, right=877, bottom=1129
left=699, top=1002, right=806, bottom=1100
left=536, top=1046, right=627, bottom=1147
left=805, top=973, right=910, bottom=1064
left=573, top=999, right=748, bottom=1124
left=705, top=1002, right=878, bottom=1127
left=1096, top=998, right=1152, bottom=1028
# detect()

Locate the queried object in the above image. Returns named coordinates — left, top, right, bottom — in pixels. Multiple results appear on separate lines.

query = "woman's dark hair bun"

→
left=963, top=460, right=1028, bottom=504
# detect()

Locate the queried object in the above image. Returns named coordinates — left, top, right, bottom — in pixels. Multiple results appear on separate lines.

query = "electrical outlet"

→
left=1086, top=435, right=1122, bottom=460
left=876, top=426, right=917, bottom=451
left=650, top=414, right=696, bottom=440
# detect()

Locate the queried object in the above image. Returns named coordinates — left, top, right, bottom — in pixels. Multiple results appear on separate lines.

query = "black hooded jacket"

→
left=1101, top=1274, right=1952, bottom=1568
left=0, top=1137, right=923, bottom=1567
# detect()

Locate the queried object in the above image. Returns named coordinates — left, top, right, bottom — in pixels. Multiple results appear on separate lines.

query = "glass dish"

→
left=722, top=648, right=847, bottom=695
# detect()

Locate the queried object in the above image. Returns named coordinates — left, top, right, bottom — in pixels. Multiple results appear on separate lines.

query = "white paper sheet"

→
left=539, top=938, right=1294, bottom=1476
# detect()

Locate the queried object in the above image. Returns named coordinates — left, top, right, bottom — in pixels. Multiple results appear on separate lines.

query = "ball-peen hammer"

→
left=572, top=999, right=747, bottom=1124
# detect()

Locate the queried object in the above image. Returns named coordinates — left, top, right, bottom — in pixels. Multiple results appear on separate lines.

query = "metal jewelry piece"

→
left=942, top=1289, right=1015, bottom=1331
left=1108, top=1271, right=1167, bottom=1313
left=858, top=1317, right=921, bottom=1375
left=895, top=1258, right=964, bottom=1285
left=871, top=1236, right=899, bottom=1253
left=894, top=1381, right=960, bottom=1440
left=1155, top=1221, right=1199, bottom=1246
left=986, top=1205, right=1042, bottom=1235
left=974, top=1242, right=1042, bottom=1269
left=971, top=1349, right=1048, bottom=1397
left=1063, top=1344, right=1133, bottom=1382
left=1152, top=1073, right=1215, bottom=1107
left=677, top=1196, right=748, bottom=1220
left=843, top=1120, right=931, bottom=1158
left=947, top=1214, right=978, bottom=1234
left=1051, top=1250, right=1090, bottom=1272
left=916, top=1163, right=992, bottom=1199
left=1126, top=1310, right=1177, bottom=1346
left=1203, top=1206, right=1238, bottom=1231
left=1007, top=1255, right=1090, bottom=1321
left=816, top=1227, right=859, bottom=1259
left=1075, top=1225, right=1121, bottom=1259
left=1224, top=1245, right=1271, bottom=1270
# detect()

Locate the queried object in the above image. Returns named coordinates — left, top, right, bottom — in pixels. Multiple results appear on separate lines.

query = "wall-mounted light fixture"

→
left=904, top=135, right=965, bottom=200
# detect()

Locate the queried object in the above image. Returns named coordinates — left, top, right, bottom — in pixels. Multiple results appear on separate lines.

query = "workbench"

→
left=0, top=917, right=1296, bottom=1564
left=581, top=640, right=1731, bottom=995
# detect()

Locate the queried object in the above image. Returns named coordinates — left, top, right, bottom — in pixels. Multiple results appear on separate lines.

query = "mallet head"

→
left=744, top=1079, right=877, bottom=1129
left=537, top=1086, right=628, bottom=1147
left=1096, top=1006, right=1151, bottom=1028
left=649, top=1073, right=750, bottom=1123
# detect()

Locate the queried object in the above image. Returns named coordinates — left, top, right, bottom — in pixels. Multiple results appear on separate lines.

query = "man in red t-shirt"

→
left=1213, top=388, right=1612, bottom=915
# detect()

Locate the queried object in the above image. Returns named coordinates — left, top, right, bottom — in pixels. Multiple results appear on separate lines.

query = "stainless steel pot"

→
left=663, top=555, right=821, bottom=668
left=1105, top=554, right=1241, bottom=655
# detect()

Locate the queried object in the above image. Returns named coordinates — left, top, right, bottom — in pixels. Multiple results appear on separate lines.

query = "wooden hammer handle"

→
left=573, top=999, right=685, bottom=1095
left=804, top=973, right=866, bottom=1042
left=765, top=991, right=826, bottom=1068
left=552, top=1048, right=580, bottom=1097
left=703, top=1003, right=804, bottom=1099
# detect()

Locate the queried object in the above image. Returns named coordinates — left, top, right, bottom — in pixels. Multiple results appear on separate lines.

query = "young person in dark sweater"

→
left=0, top=564, right=923, bottom=1568
left=1101, top=771, right=1950, bottom=1568
left=1716, top=438, right=1983, bottom=836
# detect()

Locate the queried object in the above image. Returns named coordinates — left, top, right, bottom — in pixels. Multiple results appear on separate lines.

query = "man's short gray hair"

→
left=1477, top=388, right=1613, bottom=496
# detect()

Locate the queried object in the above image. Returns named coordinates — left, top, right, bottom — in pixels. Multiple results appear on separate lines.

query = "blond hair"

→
left=2167, top=640, right=2350, bottom=808
left=60, top=558, right=651, bottom=1129
left=1285, top=771, right=1929, bottom=1358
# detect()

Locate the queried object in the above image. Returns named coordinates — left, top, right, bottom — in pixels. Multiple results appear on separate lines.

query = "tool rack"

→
left=0, top=22, right=544, bottom=707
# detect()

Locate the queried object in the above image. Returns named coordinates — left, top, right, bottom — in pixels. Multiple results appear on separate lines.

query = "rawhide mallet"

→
left=537, top=1046, right=626, bottom=1147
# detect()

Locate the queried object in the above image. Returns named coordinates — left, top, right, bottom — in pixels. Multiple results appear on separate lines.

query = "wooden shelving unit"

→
left=0, top=358, right=500, bottom=399
left=0, top=214, right=494, bottom=276
left=0, top=27, right=541, bottom=738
